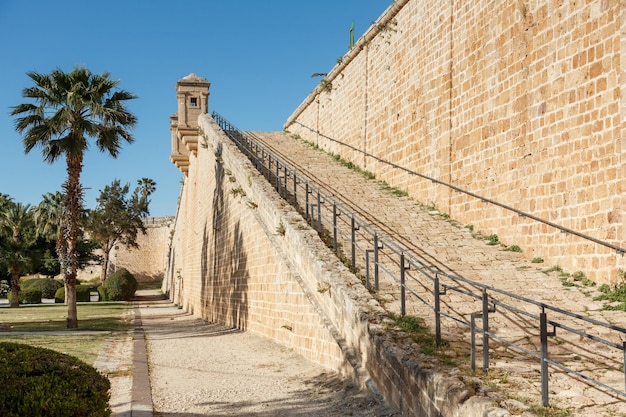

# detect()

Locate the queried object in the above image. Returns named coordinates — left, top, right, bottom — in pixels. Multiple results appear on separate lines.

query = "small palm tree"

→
left=133, top=177, right=157, bottom=217
left=33, top=191, right=66, bottom=279
left=0, top=202, right=34, bottom=307
left=11, top=67, right=137, bottom=327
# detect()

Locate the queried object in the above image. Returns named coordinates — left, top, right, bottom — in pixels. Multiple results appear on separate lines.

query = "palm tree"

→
left=33, top=191, right=66, bottom=282
left=134, top=177, right=157, bottom=217
left=0, top=202, right=34, bottom=307
left=11, top=67, right=137, bottom=327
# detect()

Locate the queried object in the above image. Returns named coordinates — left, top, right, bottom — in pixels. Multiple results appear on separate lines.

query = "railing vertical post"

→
left=434, top=275, right=441, bottom=346
left=470, top=314, right=476, bottom=372
left=374, top=235, right=380, bottom=291
left=305, top=183, right=310, bottom=221
left=623, top=341, right=626, bottom=397
left=275, top=161, right=280, bottom=192
left=482, top=289, right=490, bottom=373
left=293, top=172, right=297, bottom=206
left=365, top=250, right=373, bottom=290
left=351, top=217, right=356, bottom=272
left=316, top=191, right=322, bottom=234
left=332, top=203, right=338, bottom=251
left=268, top=154, right=272, bottom=181
left=283, top=166, right=288, bottom=197
left=540, top=311, right=550, bottom=407
left=400, top=253, right=406, bottom=316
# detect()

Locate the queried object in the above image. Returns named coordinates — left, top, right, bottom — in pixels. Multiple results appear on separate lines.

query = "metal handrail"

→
left=211, top=111, right=626, bottom=406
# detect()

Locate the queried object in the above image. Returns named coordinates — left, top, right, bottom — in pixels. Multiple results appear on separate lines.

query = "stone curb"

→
left=131, top=305, right=153, bottom=417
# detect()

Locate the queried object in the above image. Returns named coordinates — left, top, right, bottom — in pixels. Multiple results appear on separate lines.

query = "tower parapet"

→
left=170, top=73, right=210, bottom=174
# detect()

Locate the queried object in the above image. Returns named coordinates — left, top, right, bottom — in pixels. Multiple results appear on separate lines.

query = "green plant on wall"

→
left=276, top=218, right=285, bottom=236
left=320, top=79, right=332, bottom=93
left=230, top=186, right=245, bottom=198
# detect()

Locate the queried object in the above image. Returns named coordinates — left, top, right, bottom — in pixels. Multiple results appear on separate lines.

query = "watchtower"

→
left=170, top=73, right=210, bottom=174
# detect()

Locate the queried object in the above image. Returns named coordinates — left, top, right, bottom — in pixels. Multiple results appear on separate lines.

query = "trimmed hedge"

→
left=21, top=278, right=63, bottom=299
left=102, top=268, right=137, bottom=301
left=54, top=287, right=64, bottom=303
left=97, top=285, right=107, bottom=302
left=7, top=288, right=42, bottom=304
left=54, top=285, right=92, bottom=303
left=0, top=342, right=111, bottom=416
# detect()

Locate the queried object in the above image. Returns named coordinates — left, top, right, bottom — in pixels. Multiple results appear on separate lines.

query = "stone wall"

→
left=164, top=114, right=506, bottom=416
left=113, top=217, right=174, bottom=282
left=77, top=217, right=174, bottom=283
left=286, top=0, right=626, bottom=285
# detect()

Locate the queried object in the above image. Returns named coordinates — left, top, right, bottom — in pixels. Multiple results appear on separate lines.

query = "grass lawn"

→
left=0, top=301, right=133, bottom=364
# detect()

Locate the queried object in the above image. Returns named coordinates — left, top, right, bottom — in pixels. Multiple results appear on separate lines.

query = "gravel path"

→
left=137, top=295, right=399, bottom=417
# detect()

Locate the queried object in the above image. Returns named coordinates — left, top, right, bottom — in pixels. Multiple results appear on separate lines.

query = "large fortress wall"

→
left=113, top=217, right=174, bottom=281
left=165, top=115, right=501, bottom=415
left=77, top=216, right=174, bottom=282
left=287, top=0, right=626, bottom=284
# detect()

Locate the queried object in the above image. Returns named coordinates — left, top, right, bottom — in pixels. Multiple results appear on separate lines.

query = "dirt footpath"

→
left=137, top=298, right=399, bottom=417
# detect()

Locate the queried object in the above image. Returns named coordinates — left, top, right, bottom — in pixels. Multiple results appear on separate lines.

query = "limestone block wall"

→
left=76, top=217, right=174, bottom=282
left=165, top=114, right=360, bottom=376
left=113, top=217, right=174, bottom=282
left=286, top=0, right=626, bottom=284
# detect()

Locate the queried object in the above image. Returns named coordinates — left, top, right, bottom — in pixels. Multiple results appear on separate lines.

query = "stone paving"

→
left=247, top=131, right=626, bottom=416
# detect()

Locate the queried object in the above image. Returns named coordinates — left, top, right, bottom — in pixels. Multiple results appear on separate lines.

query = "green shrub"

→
left=76, top=285, right=91, bottom=302
left=97, top=285, right=108, bottom=301
left=21, top=278, right=63, bottom=299
left=55, top=285, right=93, bottom=303
left=7, top=288, right=42, bottom=304
left=103, top=268, right=137, bottom=301
left=0, top=342, right=110, bottom=417
left=54, top=287, right=65, bottom=303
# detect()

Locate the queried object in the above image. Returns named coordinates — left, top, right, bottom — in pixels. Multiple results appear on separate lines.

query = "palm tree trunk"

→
left=9, top=266, right=20, bottom=308
left=64, top=154, right=83, bottom=329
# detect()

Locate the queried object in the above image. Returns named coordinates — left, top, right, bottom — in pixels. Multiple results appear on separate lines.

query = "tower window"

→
left=190, top=97, right=198, bottom=107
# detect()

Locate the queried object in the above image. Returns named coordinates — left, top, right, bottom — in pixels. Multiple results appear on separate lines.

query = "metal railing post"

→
left=482, top=289, right=490, bottom=373
left=333, top=203, right=338, bottom=251
left=305, top=183, right=310, bottom=221
left=540, top=311, right=550, bottom=407
left=316, top=191, right=322, bottom=234
left=374, top=235, right=380, bottom=291
left=400, top=253, right=406, bottom=316
left=470, top=313, right=476, bottom=372
left=434, top=275, right=441, bottom=346
left=351, top=217, right=356, bottom=272
left=293, top=172, right=297, bottom=206
left=622, top=341, right=626, bottom=398
left=283, top=166, right=288, bottom=197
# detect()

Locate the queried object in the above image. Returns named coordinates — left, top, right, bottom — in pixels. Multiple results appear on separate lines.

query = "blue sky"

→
left=0, top=0, right=391, bottom=217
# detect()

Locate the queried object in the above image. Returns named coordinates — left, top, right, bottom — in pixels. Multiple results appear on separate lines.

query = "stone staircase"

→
left=244, top=130, right=626, bottom=417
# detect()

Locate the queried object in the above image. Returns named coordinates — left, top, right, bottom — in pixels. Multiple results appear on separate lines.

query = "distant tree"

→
left=0, top=202, right=35, bottom=307
left=32, top=192, right=65, bottom=276
left=84, top=179, right=154, bottom=281
left=11, top=67, right=137, bottom=328
left=133, top=177, right=156, bottom=218
left=0, top=194, right=13, bottom=284
left=30, top=193, right=98, bottom=289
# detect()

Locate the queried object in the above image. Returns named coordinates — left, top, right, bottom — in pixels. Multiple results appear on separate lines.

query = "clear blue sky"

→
left=0, top=0, right=391, bottom=217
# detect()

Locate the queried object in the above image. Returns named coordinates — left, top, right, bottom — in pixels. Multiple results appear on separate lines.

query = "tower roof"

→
left=178, top=73, right=209, bottom=87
